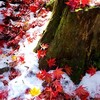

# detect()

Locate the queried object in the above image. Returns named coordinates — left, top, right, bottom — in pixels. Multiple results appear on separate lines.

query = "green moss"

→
left=46, top=0, right=55, bottom=10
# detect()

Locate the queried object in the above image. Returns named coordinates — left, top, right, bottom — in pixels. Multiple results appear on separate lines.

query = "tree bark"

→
left=35, top=0, right=100, bottom=83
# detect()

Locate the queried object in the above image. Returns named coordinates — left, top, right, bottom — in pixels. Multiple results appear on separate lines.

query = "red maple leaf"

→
left=75, top=85, right=89, bottom=99
left=41, top=43, right=49, bottom=50
left=34, top=0, right=45, bottom=5
left=0, top=49, right=3, bottom=54
left=87, top=66, right=97, bottom=76
left=6, top=2, right=11, bottom=8
left=2, top=80, right=8, bottom=86
left=47, top=58, right=56, bottom=68
left=0, top=25, right=4, bottom=33
left=38, top=8, right=48, bottom=18
left=36, top=70, right=52, bottom=82
left=36, top=70, right=47, bottom=80
left=64, top=65, right=72, bottom=76
left=65, top=0, right=80, bottom=10
left=65, top=0, right=90, bottom=10
left=45, top=87, right=58, bottom=99
left=82, top=0, right=89, bottom=6
left=0, top=90, right=8, bottom=99
left=45, top=87, right=52, bottom=92
left=0, top=75, right=4, bottom=79
left=0, top=40, right=6, bottom=47
left=9, top=68, right=21, bottom=80
left=25, top=34, right=30, bottom=38
left=27, top=37, right=33, bottom=43
left=25, top=88, right=30, bottom=94
left=53, top=68, right=63, bottom=79
left=65, top=93, right=72, bottom=99
left=23, top=0, right=32, bottom=4
left=53, top=80, right=63, bottom=92
left=18, top=56, right=25, bottom=63
left=37, top=49, right=47, bottom=59
left=29, top=5, right=38, bottom=13
left=44, top=72, right=52, bottom=83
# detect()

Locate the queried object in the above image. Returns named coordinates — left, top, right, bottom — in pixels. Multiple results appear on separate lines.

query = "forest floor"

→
left=0, top=0, right=100, bottom=100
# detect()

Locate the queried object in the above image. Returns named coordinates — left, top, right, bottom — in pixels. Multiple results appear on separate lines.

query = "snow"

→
left=60, top=73, right=76, bottom=95
left=0, top=13, right=4, bottom=24
left=0, top=81, right=4, bottom=88
left=89, top=0, right=100, bottom=6
left=0, top=1, right=5, bottom=7
left=0, top=5, right=52, bottom=99
left=79, top=71, right=100, bottom=98
left=0, top=0, right=100, bottom=99
left=8, top=75, right=43, bottom=99
left=0, top=1, right=5, bottom=24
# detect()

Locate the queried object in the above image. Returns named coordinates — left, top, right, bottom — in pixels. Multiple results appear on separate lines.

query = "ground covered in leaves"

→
left=0, top=0, right=100, bottom=100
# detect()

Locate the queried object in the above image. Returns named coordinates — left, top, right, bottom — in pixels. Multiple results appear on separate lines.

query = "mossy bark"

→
left=34, top=0, right=66, bottom=51
left=35, top=0, right=100, bottom=83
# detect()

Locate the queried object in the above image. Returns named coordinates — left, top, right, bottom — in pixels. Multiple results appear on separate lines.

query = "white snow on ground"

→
left=0, top=0, right=100, bottom=99
left=8, top=75, right=43, bottom=99
left=0, top=1, right=5, bottom=7
left=0, top=1, right=5, bottom=24
left=79, top=71, right=100, bottom=98
left=60, top=73, right=76, bottom=95
left=0, top=13, right=4, bottom=24
left=89, top=0, right=100, bottom=6
left=0, top=7, right=52, bottom=99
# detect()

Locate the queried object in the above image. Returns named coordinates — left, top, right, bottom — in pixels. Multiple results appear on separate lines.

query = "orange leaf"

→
left=53, top=68, right=63, bottom=79
left=64, top=65, right=72, bottom=76
left=45, top=87, right=58, bottom=98
left=36, top=70, right=47, bottom=80
left=53, top=80, right=63, bottom=92
left=45, top=87, right=53, bottom=92
left=36, top=70, right=52, bottom=83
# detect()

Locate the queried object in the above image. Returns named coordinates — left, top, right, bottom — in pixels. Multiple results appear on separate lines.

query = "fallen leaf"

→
left=30, top=5, right=38, bottom=13
left=18, top=56, right=25, bottom=63
left=41, top=43, right=49, bottom=50
left=53, top=80, right=63, bottom=92
left=37, top=49, right=47, bottom=59
left=36, top=70, right=47, bottom=80
left=0, top=25, right=4, bottom=32
left=29, top=87, right=41, bottom=96
left=64, top=65, right=72, bottom=76
left=47, top=58, right=56, bottom=68
left=9, top=61, right=18, bottom=68
left=0, top=90, right=8, bottom=99
left=11, top=55, right=17, bottom=61
left=0, top=49, right=3, bottom=54
left=2, top=80, right=8, bottom=86
left=87, top=66, right=96, bottom=76
left=75, top=85, right=89, bottom=99
left=53, top=68, right=63, bottom=79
